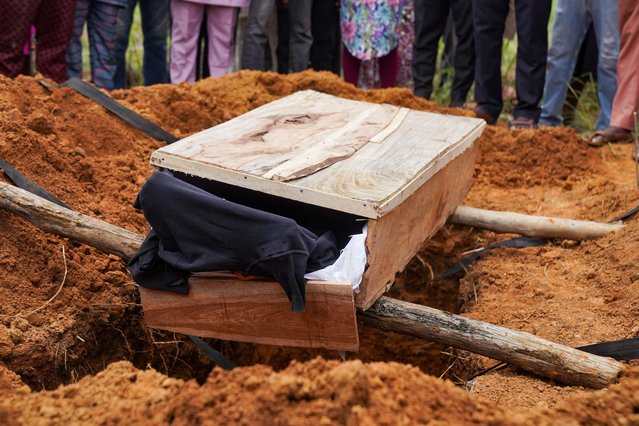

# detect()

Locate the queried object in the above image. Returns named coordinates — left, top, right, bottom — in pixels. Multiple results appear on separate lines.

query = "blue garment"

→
left=113, top=0, right=169, bottom=89
left=540, top=0, right=619, bottom=130
left=66, top=0, right=125, bottom=90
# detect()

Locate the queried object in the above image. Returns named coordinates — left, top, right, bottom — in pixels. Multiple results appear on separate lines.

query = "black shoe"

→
left=472, top=106, right=497, bottom=125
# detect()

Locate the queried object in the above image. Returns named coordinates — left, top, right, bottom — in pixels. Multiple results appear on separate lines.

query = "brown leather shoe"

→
left=588, top=127, right=633, bottom=147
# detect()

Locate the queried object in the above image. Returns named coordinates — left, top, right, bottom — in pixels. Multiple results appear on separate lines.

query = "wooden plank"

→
left=139, top=277, right=359, bottom=351
left=262, top=103, right=400, bottom=181
left=369, top=107, right=409, bottom=143
left=151, top=90, right=485, bottom=218
left=356, top=143, right=478, bottom=310
left=296, top=111, right=485, bottom=216
left=156, top=90, right=398, bottom=179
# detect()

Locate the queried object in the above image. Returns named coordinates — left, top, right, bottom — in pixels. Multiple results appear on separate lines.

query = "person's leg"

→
left=379, top=47, right=400, bottom=88
left=169, top=0, right=204, bottom=83
left=309, top=0, right=340, bottom=73
left=450, top=0, right=475, bottom=106
left=539, top=0, right=588, bottom=127
left=86, top=1, right=121, bottom=90
left=609, top=0, right=639, bottom=131
left=472, top=0, right=509, bottom=121
left=241, top=0, right=275, bottom=70
left=140, top=0, right=170, bottom=85
left=31, top=0, right=76, bottom=83
left=66, top=0, right=90, bottom=80
left=276, top=4, right=290, bottom=74
left=197, top=14, right=210, bottom=79
left=113, top=0, right=136, bottom=89
left=342, top=48, right=361, bottom=86
left=563, top=25, right=598, bottom=126
left=512, top=0, right=552, bottom=122
left=590, top=0, right=620, bottom=130
left=206, top=5, right=237, bottom=77
left=0, top=0, right=41, bottom=79
left=287, top=0, right=313, bottom=72
left=412, top=0, right=449, bottom=99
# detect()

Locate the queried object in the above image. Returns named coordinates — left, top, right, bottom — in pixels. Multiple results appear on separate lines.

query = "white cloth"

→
left=304, top=224, right=368, bottom=292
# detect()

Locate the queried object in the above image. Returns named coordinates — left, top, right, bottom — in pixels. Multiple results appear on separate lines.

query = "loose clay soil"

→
left=0, top=70, right=638, bottom=424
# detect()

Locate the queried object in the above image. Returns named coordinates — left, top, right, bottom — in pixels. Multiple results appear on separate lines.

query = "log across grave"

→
left=138, top=90, right=485, bottom=351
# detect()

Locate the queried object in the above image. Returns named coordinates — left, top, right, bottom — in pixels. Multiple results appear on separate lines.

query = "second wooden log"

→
left=449, top=205, right=623, bottom=240
left=361, top=297, right=624, bottom=389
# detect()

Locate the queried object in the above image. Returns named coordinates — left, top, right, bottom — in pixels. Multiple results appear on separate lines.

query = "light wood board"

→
left=356, top=143, right=478, bottom=310
left=139, top=276, right=359, bottom=351
left=151, top=90, right=485, bottom=218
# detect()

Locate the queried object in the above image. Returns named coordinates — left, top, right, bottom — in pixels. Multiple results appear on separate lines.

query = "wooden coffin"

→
left=138, top=90, right=485, bottom=351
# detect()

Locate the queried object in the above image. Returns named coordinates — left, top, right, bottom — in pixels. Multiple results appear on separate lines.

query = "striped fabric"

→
left=66, top=0, right=123, bottom=90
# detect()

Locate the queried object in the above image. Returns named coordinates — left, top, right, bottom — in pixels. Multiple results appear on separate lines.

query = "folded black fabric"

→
left=127, top=170, right=339, bottom=312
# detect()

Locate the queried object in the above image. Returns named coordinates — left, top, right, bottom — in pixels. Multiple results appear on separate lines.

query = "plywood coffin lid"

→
left=151, top=90, right=486, bottom=218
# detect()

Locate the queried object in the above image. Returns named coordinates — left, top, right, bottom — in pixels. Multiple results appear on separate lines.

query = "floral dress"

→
left=341, top=0, right=405, bottom=61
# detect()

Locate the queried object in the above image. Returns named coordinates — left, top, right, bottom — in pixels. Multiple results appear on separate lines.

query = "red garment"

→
left=342, top=47, right=400, bottom=88
left=610, top=0, right=639, bottom=130
left=0, top=0, right=77, bottom=83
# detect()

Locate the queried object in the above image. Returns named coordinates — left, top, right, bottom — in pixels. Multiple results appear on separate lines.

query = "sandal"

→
left=587, top=127, right=633, bottom=147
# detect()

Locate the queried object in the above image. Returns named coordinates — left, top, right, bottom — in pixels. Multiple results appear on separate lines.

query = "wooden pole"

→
left=0, top=182, right=625, bottom=388
left=361, top=297, right=623, bottom=389
left=449, top=205, right=623, bottom=240
left=0, top=181, right=143, bottom=260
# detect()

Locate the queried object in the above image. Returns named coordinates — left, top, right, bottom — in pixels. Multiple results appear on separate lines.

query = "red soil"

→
left=1, top=70, right=638, bottom=423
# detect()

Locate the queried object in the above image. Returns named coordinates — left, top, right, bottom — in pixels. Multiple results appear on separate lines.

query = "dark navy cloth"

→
left=128, top=170, right=339, bottom=312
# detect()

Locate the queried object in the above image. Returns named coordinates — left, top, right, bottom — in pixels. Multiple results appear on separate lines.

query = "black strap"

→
left=42, top=78, right=179, bottom=144
left=468, top=337, right=639, bottom=381
left=435, top=237, right=548, bottom=281
left=188, top=335, right=236, bottom=370
left=578, top=337, right=639, bottom=361
left=0, top=158, right=69, bottom=208
left=612, top=204, right=639, bottom=222
left=436, top=200, right=639, bottom=282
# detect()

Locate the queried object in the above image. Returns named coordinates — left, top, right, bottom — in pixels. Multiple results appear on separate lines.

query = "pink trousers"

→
left=170, top=0, right=237, bottom=83
left=610, top=0, right=639, bottom=130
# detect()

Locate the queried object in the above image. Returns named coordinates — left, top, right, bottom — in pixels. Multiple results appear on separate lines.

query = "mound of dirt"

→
left=2, top=360, right=639, bottom=425
left=112, top=70, right=465, bottom=139
left=475, top=126, right=591, bottom=188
